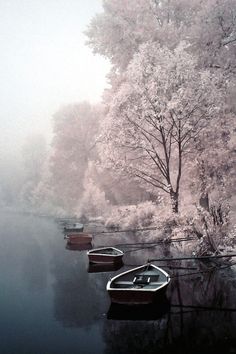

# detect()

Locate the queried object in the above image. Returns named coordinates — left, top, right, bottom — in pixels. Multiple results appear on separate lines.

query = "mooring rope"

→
left=114, top=236, right=197, bottom=247
left=92, top=226, right=158, bottom=234
left=123, top=260, right=236, bottom=278
left=148, top=253, right=236, bottom=262
left=170, top=304, right=236, bottom=312
left=95, top=237, right=197, bottom=255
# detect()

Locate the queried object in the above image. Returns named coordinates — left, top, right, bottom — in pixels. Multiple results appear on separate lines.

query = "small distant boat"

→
left=63, top=223, right=84, bottom=233
left=64, top=232, right=92, bottom=245
left=56, top=217, right=78, bottom=223
left=87, top=247, right=124, bottom=264
left=107, top=263, right=170, bottom=305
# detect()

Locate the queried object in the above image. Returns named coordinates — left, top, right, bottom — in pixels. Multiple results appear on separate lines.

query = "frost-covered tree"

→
left=20, top=134, right=48, bottom=207
left=86, top=0, right=200, bottom=71
left=78, top=177, right=110, bottom=218
left=192, top=0, right=236, bottom=74
left=49, top=102, right=101, bottom=212
left=100, top=42, right=222, bottom=213
left=0, top=155, right=24, bottom=207
left=86, top=0, right=236, bottom=75
left=86, top=0, right=158, bottom=70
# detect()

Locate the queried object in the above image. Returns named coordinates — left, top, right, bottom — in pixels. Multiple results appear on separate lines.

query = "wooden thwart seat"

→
left=133, top=275, right=151, bottom=285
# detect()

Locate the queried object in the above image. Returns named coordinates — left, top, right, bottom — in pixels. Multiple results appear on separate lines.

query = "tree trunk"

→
left=198, top=160, right=209, bottom=212
left=170, top=190, right=179, bottom=213
left=199, top=192, right=210, bottom=212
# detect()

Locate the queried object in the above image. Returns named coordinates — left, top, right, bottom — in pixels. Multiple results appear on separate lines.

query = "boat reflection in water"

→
left=107, top=296, right=170, bottom=321
left=87, top=260, right=123, bottom=273
left=66, top=243, right=93, bottom=251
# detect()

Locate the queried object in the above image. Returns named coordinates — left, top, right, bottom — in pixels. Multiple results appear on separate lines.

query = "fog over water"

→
left=0, top=1, right=235, bottom=353
left=1, top=211, right=236, bottom=354
left=0, top=0, right=109, bottom=156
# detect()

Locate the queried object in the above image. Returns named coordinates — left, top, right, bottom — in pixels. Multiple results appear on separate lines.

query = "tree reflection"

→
left=21, top=240, right=48, bottom=291
left=103, top=266, right=236, bottom=354
left=50, top=249, right=110, bottom=328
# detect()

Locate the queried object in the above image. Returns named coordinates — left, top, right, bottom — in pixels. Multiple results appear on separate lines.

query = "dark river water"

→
left=1, top=211, right=236, bottom=354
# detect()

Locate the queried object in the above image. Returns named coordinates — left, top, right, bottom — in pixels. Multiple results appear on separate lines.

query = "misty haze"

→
left=0, top=1, right=236, bottom=354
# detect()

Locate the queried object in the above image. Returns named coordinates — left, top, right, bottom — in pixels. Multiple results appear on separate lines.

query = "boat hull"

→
left=107, top=284, right=168, bottom=305
left=88, top=254, right=123, bottom=264
left=65, top=233, right=92, bottom=245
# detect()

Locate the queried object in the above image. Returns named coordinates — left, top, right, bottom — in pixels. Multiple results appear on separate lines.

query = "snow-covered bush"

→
left=193, top=201, right=234, bottom=255
left=78, top=178, right=110, bottom=218
left=105, top=201, right=157, bottom=229
left=152, top=210, right=198, bottom=240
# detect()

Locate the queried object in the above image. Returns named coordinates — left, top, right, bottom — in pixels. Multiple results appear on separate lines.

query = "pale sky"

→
left=0, top=0, right=109, bottom=154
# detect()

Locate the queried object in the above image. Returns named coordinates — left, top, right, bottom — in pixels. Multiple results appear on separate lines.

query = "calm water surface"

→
left=1, top=211, right=236, bottom=354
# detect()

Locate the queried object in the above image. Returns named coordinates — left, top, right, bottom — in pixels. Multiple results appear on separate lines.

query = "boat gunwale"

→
left=87, top=247, right=124, bottom=257
left=64, top=233, right=92, bottom=239
left=66, top=222, right=84, bottom=227
left=64, top=223, right=84, bottom=231
left=64, top=234, right=92, bottom=245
